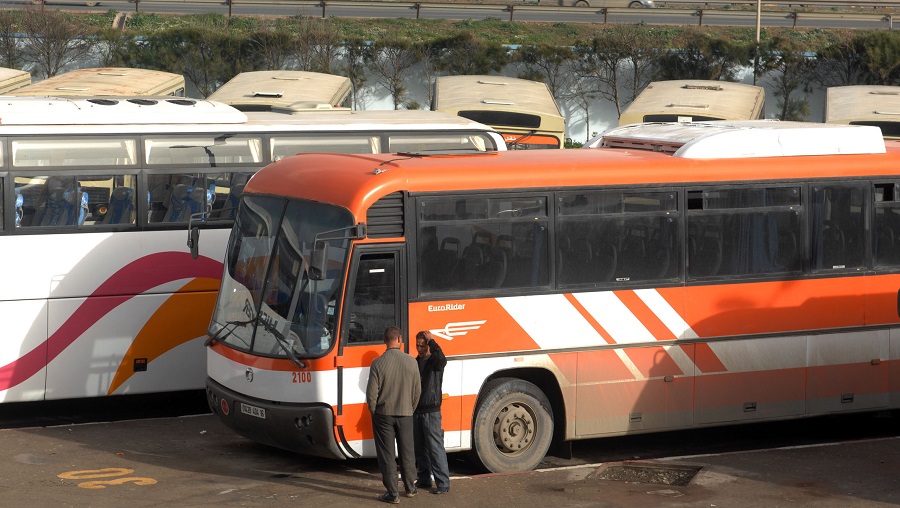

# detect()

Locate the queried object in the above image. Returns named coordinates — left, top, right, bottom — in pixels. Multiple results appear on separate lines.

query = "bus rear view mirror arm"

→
left=187, top=211, right=211, bottom=259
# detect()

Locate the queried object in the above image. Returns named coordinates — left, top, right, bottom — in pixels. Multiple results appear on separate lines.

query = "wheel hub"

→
left=493, top=402, right=535, bottom=453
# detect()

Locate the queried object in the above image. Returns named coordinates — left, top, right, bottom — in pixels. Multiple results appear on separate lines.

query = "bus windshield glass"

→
left=209, top=195, right=353, bottom=359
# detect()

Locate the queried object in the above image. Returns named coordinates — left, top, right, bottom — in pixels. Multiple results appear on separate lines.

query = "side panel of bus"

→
left=0, top=231, right=226, bottom=402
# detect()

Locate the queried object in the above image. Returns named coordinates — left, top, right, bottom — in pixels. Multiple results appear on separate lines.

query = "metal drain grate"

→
left=593, top=462, right=701, bottom=486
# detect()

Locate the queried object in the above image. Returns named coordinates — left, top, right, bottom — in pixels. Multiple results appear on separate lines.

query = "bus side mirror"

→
left=188, top=227, right=200, bottom=259
left=310, top=240, right=328, bottom=281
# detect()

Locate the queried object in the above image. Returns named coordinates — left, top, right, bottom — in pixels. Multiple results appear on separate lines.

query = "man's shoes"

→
left=377, top=493, right=400, bottom=504
left=414, top=480, right=433, bottom=488
left=404, top=488, right=417, bottom=498
left=433, top=486, right=450, bottom=495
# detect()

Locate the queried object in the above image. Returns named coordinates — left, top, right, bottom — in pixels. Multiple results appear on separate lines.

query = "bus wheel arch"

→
left=574, top=0, right=590, bottom=5
left=472, top=376, right=556, bottom=473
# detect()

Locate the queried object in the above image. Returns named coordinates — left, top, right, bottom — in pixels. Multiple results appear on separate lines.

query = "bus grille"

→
left=367, top=191, right=404, bottom=238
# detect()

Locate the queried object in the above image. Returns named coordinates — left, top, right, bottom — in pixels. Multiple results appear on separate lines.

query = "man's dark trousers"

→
left=372, top=413, right=416, bottom=497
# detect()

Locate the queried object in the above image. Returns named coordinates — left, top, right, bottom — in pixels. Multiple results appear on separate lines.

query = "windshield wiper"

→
left=256, top=317, right=308, bottom=369
left=205, top=318, right=252, bottom=348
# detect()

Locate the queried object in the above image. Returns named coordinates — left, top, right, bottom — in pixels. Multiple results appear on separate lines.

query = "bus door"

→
left=335, top=245, right=407, bottom=457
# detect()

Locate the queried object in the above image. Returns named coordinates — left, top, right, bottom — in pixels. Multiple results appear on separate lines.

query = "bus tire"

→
left=472, top=378, right=553, bottom=473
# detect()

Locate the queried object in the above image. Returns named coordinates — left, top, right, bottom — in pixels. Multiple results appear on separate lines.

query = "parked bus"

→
left=8, top=67, right=186, bottom=97
left=208, top=70, right=352, bottom=112
left=825, top=85, right=900, bottom=139
left=204, top=120, right=899, bottom=473
left=433, top=75, right=565, bottom=149
left=619, top=80, right=765, bottom=126
left=0, top=67, right=32, bottom=94
left=0, top=96, right=503, bottom=404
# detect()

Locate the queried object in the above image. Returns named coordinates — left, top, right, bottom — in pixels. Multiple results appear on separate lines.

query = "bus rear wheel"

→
left=472, top=378, right=553, bottom=473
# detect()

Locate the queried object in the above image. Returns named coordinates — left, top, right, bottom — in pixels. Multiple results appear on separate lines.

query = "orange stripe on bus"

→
left=693, top=343, right=728, bottom=373
left=614, top=290, right=678, bottom=341
left=563, top=293, right=616, bottom=345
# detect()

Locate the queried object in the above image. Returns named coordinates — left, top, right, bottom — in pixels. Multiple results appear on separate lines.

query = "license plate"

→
left=240, top=403, right=266, bottom=419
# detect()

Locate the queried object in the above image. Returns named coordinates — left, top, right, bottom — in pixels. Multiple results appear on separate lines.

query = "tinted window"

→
left=811, top=183, right=866, bottom=271
left=688, top=186, right=802, bottom=279
left=418, top=195, right=549, bottom=293
left=557, top=190, right=679, bottom=285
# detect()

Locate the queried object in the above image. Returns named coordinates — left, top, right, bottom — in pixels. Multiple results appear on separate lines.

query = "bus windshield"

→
left=209, top=195, right=353, bottom=360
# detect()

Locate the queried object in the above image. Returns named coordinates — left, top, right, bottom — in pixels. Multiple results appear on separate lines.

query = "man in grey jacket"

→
left=366, top=326, right=421, bottom=504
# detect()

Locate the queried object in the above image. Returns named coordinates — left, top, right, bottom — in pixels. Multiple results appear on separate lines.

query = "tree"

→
left=755, top=35, right=818, bottom=121
left=21, top=8, right=96, bottom=79
left=655, top=28, right=751, bottom=82
left=856, top=31, right=900, bottom=85
left=813, top=36, right=866, bottom=88
left=289, top=17, right=342, bottom=74
left=515, top=44, right=596, bottom=142
left=366, top=37, right=421, bottom=110
left=124, top=27, right=253, bottom=97
left=575, top=25, right=665, bottom=119
left=246, top=29, right=295, bottom=71
left=0, top=11, right=24, bottom=70
left=339, top=37, right=373, bottom=110
left=515, top=44, right=576, bottom=103
left=429, top=32, right=508, bottom=76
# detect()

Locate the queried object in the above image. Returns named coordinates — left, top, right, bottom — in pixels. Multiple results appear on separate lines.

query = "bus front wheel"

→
left=472, top=378, right=553, bottom=473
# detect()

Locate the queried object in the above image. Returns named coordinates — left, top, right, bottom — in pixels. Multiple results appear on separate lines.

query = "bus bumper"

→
left=206, top=377, right=346, bottom=460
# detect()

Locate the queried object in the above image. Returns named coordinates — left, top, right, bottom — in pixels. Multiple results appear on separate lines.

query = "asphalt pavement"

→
left=0, top=411, right=897, bottom=507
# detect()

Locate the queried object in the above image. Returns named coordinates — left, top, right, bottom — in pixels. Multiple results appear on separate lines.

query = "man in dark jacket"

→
left=412, top=331, right=450, bottom=494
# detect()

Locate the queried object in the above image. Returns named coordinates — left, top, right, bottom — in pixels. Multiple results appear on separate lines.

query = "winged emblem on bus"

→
left=430, top=320, right=487, bottom=341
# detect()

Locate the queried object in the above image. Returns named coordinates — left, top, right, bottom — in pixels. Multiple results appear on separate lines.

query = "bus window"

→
left=11, top=138, right=136, bottom=167
left=84, top=175, right=137, bottom=226
left=14, top=174, right=137, bottom=228
left=557, top=190, right=679, bottom=285
left=145, top=135, right=262, bottom=166
left=811, top=184, right=866, bottom=272
left=874, top=182, right=900, bottom=267
left=388, top=134, right=490, bottom=153
left=14, top=175, right=88, bottom=228
left=347, top=253, right=397, bottom=344
left=147, top=173, right=212, bottom=224
left=0, top=178, right=4, bottom=231
left=270, top=135, right=379, bottom=158
left=688, top=186, right=802, bottom=279
left=209, top=172, right=253, bottom=221
left=418, top=195, right=549, bottom=293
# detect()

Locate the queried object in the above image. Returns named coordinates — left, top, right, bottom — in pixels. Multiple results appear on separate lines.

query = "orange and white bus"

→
left=433, top=75, right=565, bottom=149
left=825, top=85, right=900, bottom=139
left=204, top=120, right=900, bottom=473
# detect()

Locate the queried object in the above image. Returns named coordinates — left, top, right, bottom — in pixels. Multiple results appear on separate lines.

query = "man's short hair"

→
left=384, top=326, right=402, bottom=344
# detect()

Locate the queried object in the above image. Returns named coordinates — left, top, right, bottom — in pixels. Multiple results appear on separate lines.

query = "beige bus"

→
left=0, top=67, right=32, bottom=94
left=433, top=75, right=566, bottom=149
left=619, top=80, right=766, bottom=126
left=825, top=85, right=900, bottom=139
left=9, top=67, right=185, bottom=97
left=208, top=71, right=352, bottom=112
